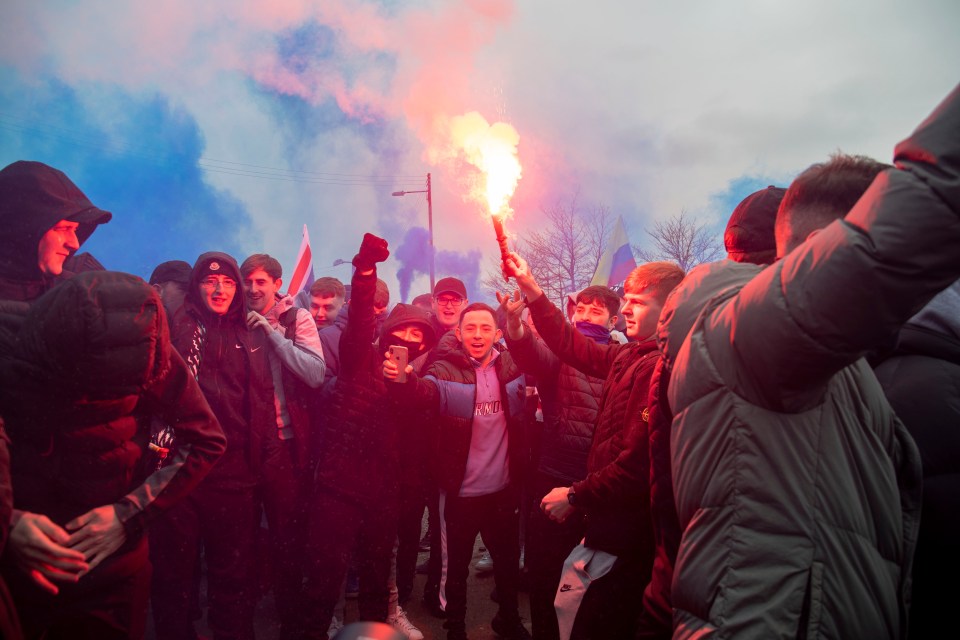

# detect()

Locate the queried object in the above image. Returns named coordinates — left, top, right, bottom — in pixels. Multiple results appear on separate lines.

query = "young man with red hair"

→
left=500, top=258, right=684, bottom=639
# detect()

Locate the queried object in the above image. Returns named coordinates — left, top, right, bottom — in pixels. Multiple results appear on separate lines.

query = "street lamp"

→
left=392, top=172, right=434, bottom=293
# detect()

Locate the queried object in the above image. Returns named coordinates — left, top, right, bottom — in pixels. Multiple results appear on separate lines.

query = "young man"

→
left=0, top=271, right=225, bottom=638
left=241, top=253, right=325, bottom=639
left=150, top=252, right=275, bottom=640
left=659, top=85, right=960, bottom=638
left=149, top=259, right=192, bottom=318
left=0, top=160, right=111, bottom=302
left=501, top=258, right=684, bottom=640
left=303, top=234, right=435, bottom=640
left=318, top=277, right=388, bottom=386
left=501, top=285, right=619, bottom=640
left=309, top=276, right=346, bottom=331
left=432, top=277, right=468, bottom=336
left=384, top=302, right=532, bottom=640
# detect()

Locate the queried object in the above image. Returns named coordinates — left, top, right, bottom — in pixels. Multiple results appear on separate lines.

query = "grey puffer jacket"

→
left=659, top=83, right=960, bottom=639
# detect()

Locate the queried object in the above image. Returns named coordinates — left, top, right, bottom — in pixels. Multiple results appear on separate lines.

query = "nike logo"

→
left=251, top=345, right=262, bottom=352
left=559, top=584, right=573, bottom=593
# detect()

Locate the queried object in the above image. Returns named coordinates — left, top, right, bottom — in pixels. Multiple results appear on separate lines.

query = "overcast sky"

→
left=1, top=0, right=957, bottom=302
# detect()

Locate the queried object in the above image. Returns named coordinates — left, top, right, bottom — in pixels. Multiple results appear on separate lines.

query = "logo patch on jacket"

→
left=641, top=407, right=650, bottom=422
left=559, top=584, right=573, bottom=593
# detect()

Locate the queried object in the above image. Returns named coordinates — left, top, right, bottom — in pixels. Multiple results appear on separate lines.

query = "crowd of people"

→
left=0, top=82, right=956, bottom=640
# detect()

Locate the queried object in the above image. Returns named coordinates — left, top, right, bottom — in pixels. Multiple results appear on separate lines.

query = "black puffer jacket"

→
left=395, top=332, right=527, bottom=497
left=314, top=269, right=435, bottom=503
left=505, top=327, right=603, bottom=484
left=0, top=161, right=111, bottom=302
left=874, top=289, right=960, bottom=640
left=169, top=252, right=272, bottom=485
left=526, top=294, right=657, bottom=561
left=0, top=271, right=224, bottom=577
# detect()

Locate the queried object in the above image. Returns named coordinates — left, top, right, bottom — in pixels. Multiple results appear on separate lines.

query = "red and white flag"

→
left=286, top=224, right=315, bottom=296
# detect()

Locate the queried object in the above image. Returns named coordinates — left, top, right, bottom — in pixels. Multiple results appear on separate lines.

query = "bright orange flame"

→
left=436, top=111, right=522, bottom=219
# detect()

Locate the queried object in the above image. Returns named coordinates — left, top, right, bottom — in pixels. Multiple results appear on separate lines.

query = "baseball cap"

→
left=433, top=277, right=467, bottom=299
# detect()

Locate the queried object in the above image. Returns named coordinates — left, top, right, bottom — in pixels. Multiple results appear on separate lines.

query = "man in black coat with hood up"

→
left=150, top=251, right=274, bottom=640
left=303, top=234, right=436, bottom=639
left=0, top=160, right=111, bottom=303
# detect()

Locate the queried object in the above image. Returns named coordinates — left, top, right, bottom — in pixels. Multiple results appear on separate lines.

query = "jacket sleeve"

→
left=113, top=348, right=226, bottom=538
left=527, top=294, right=621, bottom=380
left=386, top=369, right=442, bottom=412
left=711, top=84, right=960, bottom=410
left=266, top=308, right=325, bottom=388
left=504, top=325, right=561, bottom=384
left=340, top=270, right=376, bottom=379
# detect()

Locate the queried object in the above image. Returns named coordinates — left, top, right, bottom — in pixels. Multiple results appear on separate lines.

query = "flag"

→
left=286, top=224, right=315, bottom=296
left=591, top=216, right=637, bottom=287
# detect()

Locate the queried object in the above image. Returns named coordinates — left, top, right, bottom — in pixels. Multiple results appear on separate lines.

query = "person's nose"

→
left=64, top=229, right=80, bottom=251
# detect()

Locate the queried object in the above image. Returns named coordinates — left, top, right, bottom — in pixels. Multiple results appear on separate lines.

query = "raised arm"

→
left=504, top=253, right=622, bottom=379
left=715, top=84, right=960, bottom=409
left=340, top=233, right=390, bottom=378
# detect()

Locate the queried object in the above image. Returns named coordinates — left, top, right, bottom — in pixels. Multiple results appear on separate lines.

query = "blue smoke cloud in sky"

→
left=0, top=68, right=253, bottom=279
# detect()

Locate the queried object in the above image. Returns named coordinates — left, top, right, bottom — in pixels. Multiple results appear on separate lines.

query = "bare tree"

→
left=634, top=211, right=723, bottom=272
left=481, top=194, right=612, bottom=308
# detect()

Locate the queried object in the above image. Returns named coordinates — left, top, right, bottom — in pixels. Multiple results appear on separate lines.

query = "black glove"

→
left=352, top=233, right=390, bottom=270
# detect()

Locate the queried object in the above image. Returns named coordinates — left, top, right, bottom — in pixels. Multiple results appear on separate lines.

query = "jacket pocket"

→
left=799, top=561, right=824, bottom=639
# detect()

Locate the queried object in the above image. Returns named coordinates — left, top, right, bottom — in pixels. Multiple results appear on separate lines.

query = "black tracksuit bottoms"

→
left=441, top=486, right=522, bottom=632
left=302, top=489, right=399, bottom=639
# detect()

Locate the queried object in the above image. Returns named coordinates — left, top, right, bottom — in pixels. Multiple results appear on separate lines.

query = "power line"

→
left=0, top=113, right=427, bottom=187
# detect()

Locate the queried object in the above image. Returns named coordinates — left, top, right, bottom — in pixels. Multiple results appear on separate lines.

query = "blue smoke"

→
left=394, top=226, right=480, bottom=303
left=0, top=68, right=253, bottom=279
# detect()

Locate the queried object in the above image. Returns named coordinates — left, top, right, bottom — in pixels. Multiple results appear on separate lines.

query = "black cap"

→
left=433, top=276, right=467, bottom=298
left=149, top=260, right=192, bottom=286
left=724, top=186, right=786, bottom=264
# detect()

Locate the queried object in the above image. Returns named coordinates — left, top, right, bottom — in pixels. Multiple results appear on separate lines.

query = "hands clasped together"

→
left=8, top=504, right=126, bottom=594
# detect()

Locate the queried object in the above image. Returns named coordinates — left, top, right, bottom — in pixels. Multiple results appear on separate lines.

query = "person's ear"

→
left=495, top=328, right=503, bottom=343
left=455, top=326, right=462, bottom=342
left=608, top=315, right=619, bottom=329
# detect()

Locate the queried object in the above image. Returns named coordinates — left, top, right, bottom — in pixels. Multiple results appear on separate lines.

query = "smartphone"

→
left=387, top=345, right=409, bottom=383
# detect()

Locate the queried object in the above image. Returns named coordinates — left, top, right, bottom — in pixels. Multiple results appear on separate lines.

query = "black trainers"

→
left=491, top=613, right=532, bottom=639
left=422, top=593, right=447, bottom=618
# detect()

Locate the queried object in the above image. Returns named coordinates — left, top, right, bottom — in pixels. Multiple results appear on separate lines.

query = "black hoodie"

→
left=314, top=268, right=435, bottom=503
left=170, top=252, right=274, bottom=485
left=0, top=161, right=111, bottom=301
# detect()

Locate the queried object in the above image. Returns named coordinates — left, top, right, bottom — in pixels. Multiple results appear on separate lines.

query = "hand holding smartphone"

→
left=386, top=345, right=409, bottom=383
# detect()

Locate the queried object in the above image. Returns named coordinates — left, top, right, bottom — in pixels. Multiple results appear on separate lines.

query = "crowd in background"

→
left=0, top=83, right=957, bottom=640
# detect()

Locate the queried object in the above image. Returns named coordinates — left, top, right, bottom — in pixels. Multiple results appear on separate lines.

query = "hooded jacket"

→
left=313, top=268, right=435, bottom=504
left=0, top=271, right=225, bottom=580
left=658, top=84, right=960, bottom=638
left=0, top=161, right=111, bottom=302
left=169, top=252, right=273, bottom=485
